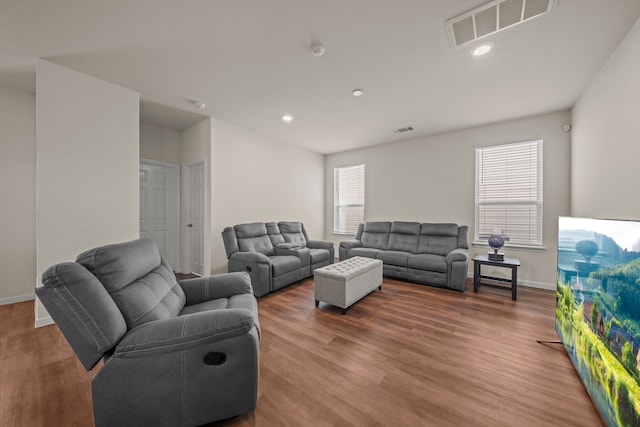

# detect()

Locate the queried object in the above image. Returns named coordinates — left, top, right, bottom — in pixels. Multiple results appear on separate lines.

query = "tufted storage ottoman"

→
left=314, top=256, right=383, bottom=314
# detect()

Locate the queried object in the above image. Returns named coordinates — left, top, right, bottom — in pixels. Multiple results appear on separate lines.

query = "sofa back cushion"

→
left=221, top=226, right=239, bottom=258
left=266, top=222, right=285, bottom=246
left=458, top=225, right=470, bottom=249
left=360, top=221, right=391, bottom=250
left=417, top=223, right=460, bottom=256
left=278, top=221, right=307, bottom=247
left=234, top=222, right=275, bottom=256
left=387, top=221, right=420, bottom=253
left=76, top=238, right=186, bottom=330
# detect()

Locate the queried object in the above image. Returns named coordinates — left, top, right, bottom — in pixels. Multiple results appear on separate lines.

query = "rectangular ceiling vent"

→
left=446, top=0, right=556, bottom=48
left=394, top=126, right=414, bottom=134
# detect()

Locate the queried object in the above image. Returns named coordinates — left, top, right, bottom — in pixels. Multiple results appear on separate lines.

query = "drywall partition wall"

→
left=210, top=118, right=325, bottom=274
left=0, top=85, right=36, bottom=304
left=571, top=16, right=640, bottom=220
left=180, top=118, right=212, bottom=275
left=140, top=121, right=181, bottom=164
left=325, top=110, right=571, bottom=288
left=36, top=60, right=139, bottom=325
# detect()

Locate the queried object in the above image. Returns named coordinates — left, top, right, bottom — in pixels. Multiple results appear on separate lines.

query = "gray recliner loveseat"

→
left=339, top=221, right=469, bottom=291
left=36, top=238, right=260, bottom=427
left=222, top=221, right=334, bottom=297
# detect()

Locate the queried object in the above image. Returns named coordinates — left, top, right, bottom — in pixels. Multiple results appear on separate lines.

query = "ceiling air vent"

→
left=446, top=0, right=556, bottom=48
left=393, top=126, right=414, bottom=134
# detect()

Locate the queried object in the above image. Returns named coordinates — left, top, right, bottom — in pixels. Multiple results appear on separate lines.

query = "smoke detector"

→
left=311, top=43, right=325, bottom=57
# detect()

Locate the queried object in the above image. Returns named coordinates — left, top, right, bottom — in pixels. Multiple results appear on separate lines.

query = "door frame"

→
left=183, top=160, right=206, bottom=275
left=139, top=159, right=181, bottom=270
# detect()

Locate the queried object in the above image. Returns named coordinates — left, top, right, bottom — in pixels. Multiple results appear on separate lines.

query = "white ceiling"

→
left=1, top=0, right=639, bottom=154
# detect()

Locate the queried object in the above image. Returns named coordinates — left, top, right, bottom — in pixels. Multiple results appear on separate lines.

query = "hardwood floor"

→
left=0, top=278, right=603, bottom=427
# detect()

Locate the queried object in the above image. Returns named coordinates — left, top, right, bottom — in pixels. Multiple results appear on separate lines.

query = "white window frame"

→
left=475, top=139, right=543, bottom=248
left=334, top=164, right=365, bottom=235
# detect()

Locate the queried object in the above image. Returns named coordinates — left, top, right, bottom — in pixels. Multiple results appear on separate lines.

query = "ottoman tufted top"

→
left=314, top=256, right=382, bottom=281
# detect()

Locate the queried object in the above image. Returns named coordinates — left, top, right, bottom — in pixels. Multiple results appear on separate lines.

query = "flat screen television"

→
left=557, top=217, right=640, bottom=426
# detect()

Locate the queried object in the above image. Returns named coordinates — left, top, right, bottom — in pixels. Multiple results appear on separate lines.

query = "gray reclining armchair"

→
left=36, top=238, right=260, bottom=427
left=222, top=221, right=334, bottom=297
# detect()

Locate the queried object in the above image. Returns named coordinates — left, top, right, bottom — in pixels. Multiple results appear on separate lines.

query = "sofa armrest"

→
left=275, top=242, right=301, bottom=250
left=339, top=239, right=362, bottom=261
left=340, top=240, right=362, bottom=250
left=229, top=251, right=270, bottom=264
left=446, top=248, right=468, bottom=263
left=307, top=240, right=333, bottom=250
left=228, top=252, right=271, bottom=297
left=274, top=246, right=307, bottom=256
left=179, top=271, right=253, bottom=304
left=113, top=308, right=257, bottom=359
left=274, top=247, right=310, bottom=267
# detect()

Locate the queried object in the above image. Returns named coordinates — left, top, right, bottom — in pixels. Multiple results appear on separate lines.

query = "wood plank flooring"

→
left=0, top=278, right=603, bottom=427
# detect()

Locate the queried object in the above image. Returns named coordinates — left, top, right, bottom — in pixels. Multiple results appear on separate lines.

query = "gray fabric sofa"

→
left=36, top=238, right=260, bottom=427
left=339, top=221, right=469, bottom=291
left=222, top=221, right=334, bottom=297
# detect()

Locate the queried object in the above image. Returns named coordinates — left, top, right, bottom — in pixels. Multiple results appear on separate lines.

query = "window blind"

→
left=475, top=139, right=543, bottom=246
left=334, top=164, right=365, bottom=234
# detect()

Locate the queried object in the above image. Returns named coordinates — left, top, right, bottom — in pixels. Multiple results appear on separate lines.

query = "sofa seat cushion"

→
left=269, top=255, right=301, bottom=276
left=408, top=254, right=447, bottom=273
left=309, top=248, right=330, bottom=264
left=349, top=247, right=379, bottom=259
left=376, top=250, right=411, bottom=267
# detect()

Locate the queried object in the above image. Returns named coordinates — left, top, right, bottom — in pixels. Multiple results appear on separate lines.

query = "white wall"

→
left=210, top=118, right=325, bottom=274
left=325, top=111, right=572, bottom=288
left=0, top=85, right=36, bottom=304
left=140, top=121, right=181, bottom=164
left=36, top=60, right=140, bottom=324
left=181, top=118, right=212, bottom=275
left=140, top=117, right=325, bottom=276
left=571, top=16, right=640, bottom=220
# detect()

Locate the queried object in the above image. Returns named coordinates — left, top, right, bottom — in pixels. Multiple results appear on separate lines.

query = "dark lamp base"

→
left=488, top=252, right=504, bottom=261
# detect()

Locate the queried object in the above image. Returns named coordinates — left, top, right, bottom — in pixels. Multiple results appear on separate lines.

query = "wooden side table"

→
left=473, top=254, right=521, bottom=300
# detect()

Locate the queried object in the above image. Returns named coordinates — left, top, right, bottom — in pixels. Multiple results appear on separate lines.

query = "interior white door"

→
left=185, top=162, right=205, bottom=275
left=139, top=161, right=180, bottom=269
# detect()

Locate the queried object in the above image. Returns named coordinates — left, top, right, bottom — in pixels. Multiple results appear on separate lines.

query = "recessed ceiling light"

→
left=472, top=43, right=493, bottom=56
left=282, top=114, right=294, bottom=123
left=352, top=89, right=364, bottom=97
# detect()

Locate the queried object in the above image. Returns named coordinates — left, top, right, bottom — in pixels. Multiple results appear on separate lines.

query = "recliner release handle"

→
left=204, top=352, right=227, bottom=366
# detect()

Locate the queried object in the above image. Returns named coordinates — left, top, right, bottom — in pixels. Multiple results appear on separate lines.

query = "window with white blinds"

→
left=334, top=164, right=365, bottom=234
left=475, top=139, right=543, bottom=246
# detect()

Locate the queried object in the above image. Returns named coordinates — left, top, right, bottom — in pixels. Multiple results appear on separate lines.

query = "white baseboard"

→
left=0, top=293, right=35, bottom=306
left=518, top=279, right=555, bottom=290
left=467, top=272, right=554, bottom=291
left=35, top=316, right=54, bottom=328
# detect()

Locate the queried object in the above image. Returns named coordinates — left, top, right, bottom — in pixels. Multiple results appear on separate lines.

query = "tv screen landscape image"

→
left=557, top=217, right=640, bottom=426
